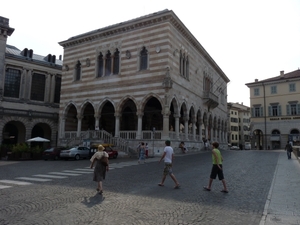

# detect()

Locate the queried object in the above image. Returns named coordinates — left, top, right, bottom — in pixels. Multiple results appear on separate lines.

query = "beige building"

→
left=0, top=16, right=62, bottom=152
left=227, top=102, right=251, bottom=149
left=246, top=70, right=300, bottom=150
left=58, top=9, right=230, bottom=152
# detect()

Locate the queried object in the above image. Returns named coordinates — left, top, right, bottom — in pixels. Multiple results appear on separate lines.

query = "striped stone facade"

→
left=58, top=10, right=230, bottom=151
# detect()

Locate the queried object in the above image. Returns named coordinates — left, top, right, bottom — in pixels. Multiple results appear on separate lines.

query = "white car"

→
left=230, top=146, right=240, bottom=150
left=60, top=146, right=90, bottom=160
left=244, top=142, right=251, bottom=150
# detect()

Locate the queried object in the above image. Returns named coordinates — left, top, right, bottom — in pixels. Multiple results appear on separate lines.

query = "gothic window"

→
left=97, top=53, right=103, bottom=77
left=4, top=68, right=21, bottom=98
left=140, top=47, right=148, bottom=70
left=179, top=50, right=182, bottom=75
left=185, top=56, right=189, bottom=79
left=31, top=73, right=45, bottom=101
left=75, top=60, right=81, bottom=81
left=113, top=49, right=120, bottom=75
left=105, top=51, right=111, bottom=76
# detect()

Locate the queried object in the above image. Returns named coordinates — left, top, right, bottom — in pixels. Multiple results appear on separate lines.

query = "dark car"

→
left=89, top=144, right=118, bottom=159
left=43, top=147, right=66, bottom=160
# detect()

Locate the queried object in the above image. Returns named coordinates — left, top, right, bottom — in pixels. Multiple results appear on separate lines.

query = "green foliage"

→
left=31, top=145, right=43, bottom=154
left=12, top=143, right=30, bottom=153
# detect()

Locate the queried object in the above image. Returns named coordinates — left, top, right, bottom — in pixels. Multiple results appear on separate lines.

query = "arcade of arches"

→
left=59, top=96, right=228, bottom=148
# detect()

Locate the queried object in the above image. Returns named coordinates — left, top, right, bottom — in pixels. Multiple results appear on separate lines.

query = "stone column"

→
left=184, top=116, right=189, bottom=140
left=136, top=112, right=143, bottom=139
left=162, top=111, right=170, bottom=140
left=114, top=113, right=120, bottom=138
left=49, top=74, right=56, bottom=103
left=77, top=115, right=82, bottom=138
left=175, top=114, right=180, bottom=140
left=59, top=115, right=66, bottom=138
left=44, top=73, right=51, bottom=102
left=26, top=69, right=32, bottom=100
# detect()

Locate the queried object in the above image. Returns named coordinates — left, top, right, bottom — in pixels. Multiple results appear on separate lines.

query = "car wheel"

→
left=75, top=154, right=80, bottom=160
left=54, top=156, right=59, bottom=160
left=113, top=154, right=118, bottom=159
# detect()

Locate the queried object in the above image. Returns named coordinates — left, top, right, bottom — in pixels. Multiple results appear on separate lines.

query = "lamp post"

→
left=152, top=127, right=155, bottom=157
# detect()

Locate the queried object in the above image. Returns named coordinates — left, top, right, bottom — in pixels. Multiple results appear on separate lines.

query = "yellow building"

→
left=227, top=102, right=251, bottom=149
left=246, top=70, right=300, bottom=150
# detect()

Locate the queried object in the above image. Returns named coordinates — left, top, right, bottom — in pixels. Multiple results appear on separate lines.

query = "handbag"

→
left=101, top=156, right=108, bottom=166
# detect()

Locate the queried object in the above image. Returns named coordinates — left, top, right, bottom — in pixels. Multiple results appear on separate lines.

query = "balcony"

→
left=203, top=91, right=219, bottom=109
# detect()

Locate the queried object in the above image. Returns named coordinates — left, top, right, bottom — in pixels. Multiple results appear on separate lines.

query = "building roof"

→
left=5, top=44, right=63, bottom=67
left=246, top=69, right=300, bottom=86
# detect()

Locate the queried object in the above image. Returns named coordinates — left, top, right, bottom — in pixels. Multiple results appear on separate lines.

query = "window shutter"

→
left=297, top=104, right=300, bottom=115
left=260, top=107, right=263, bottom=117
left=251, top=108, right=254, bottom=117
left=268, top=106, right=271, bottom=116
left=286, top=105, right=290, bottom=116
left=278, top=105, right=281, bottom=116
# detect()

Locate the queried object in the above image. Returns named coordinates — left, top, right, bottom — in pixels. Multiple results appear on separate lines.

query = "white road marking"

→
left=15, top=177, right=52, bottom=182
left=33, top=174, right=67, bottom=179
left=0, top=185, right=12, bottom=189
left=48, top=172, right=81, bottom=176
left=0, top=179, right=32, bottom=185
left=63, top=170, right=92, bottom=174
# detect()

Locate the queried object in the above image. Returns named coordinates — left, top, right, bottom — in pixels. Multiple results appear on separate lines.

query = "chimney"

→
left=280, top=71, right=284, bottom=77
left=59, top=55, right=62, bottom=60
left=255, top=79, right=258, bottom=82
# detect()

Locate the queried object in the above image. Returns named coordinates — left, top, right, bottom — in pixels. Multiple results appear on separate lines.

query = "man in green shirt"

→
left=203, top=142, right=228, bottom=193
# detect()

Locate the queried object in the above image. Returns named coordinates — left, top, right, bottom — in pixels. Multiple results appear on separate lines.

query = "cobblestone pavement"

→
left=0, top=150, right=281, bottom=225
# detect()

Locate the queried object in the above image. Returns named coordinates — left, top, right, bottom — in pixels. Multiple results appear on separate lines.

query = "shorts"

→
left=163, top=162, right=173, bottom=176
left=210, top=164, right=224, bottom=180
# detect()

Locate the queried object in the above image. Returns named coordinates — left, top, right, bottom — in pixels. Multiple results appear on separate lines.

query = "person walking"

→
left=145, top=143, right=149, bottom=158
left=179, top=141, right=186, bottom=154
left=285, top=141, right=293, bottom=159
left=138, top=142, right=146, bottom=164
left=90, top=145, right=109, bottom=195
left=203, top=141, right=228, bottom=193
left=158, top=140, right=180, bottom=189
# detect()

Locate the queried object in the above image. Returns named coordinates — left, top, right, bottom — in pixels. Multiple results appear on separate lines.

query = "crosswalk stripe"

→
left=48, top=172, right=81, bottom=176
left=74, top=168, right=93, bottom=172
left=0, top=185, right=12, bottom=189
left=63, top=170, right=92, bottom=174
left=33, top=174, right=67, bottom=179
left=0, top=179, right=32, bottom=185
left=16, top=177, right=52, bottom=182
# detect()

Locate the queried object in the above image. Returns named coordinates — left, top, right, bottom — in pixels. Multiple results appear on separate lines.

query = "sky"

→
left=2, top=0, right=300, bottom=107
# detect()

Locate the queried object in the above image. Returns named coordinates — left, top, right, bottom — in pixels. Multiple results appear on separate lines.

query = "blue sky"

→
left=2, top=0, right=300, bottom=107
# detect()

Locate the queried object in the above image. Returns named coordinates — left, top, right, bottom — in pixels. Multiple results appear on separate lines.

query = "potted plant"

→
left=31, top=146, right=43, bottom=160
left=12, top=143, right=30, bottom=160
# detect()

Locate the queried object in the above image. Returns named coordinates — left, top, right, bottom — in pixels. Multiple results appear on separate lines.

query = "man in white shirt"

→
left=158, top=140, right=180, bottom=189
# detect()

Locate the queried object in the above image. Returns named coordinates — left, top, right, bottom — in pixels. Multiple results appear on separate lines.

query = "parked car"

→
left=60, top=146, right=90, bottom=160
left=244, top=142, right=251, bottom=150
left=89, top=144, right=118, bottom=159
left=230, top=146, right=240, bottom=150
left=42, top=146, right=67, bottom=160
